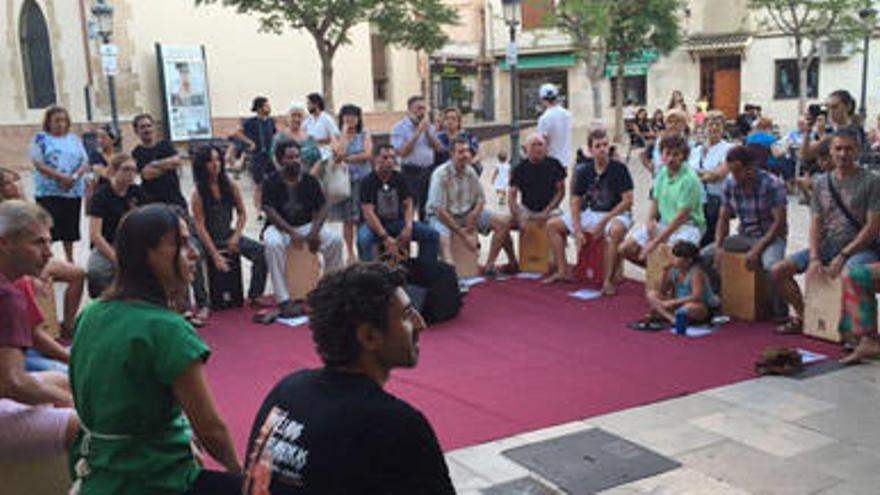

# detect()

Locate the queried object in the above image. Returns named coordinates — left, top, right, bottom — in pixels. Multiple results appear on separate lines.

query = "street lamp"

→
left=502, top=0, right=521, bottom=165
left=91, top=0, right=120, bottom=148
left=858, top=6, right=877, bottom=123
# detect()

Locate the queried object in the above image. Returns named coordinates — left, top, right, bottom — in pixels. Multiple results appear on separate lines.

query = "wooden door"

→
left=713, top=69, right=741, bottom=119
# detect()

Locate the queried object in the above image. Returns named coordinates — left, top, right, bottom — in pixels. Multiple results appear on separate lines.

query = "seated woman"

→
left=839, top=264, right=880, bottom=363
left=70, top=204, right=242, bottom=494
left=86, top=153, right=145, bottom=298
left=643, top=241, right=718, bottom=329
left=191, top=145, right=269, bottom=307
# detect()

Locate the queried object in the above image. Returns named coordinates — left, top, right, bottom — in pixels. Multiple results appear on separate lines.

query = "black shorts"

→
left=249, top=152, right=272, bottom=185
left=36, top=196, right=82, bottom=242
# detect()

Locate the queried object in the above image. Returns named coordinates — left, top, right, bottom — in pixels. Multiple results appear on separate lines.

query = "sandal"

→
left=775, top=318, right=803, bottom=334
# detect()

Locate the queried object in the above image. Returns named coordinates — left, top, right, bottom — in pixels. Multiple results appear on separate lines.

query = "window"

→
left=371, top=33, right=388, bottom=102
left=774, top=58, right=819, bottom=99
left=522, top=0, right=552, bottom=30
left=19, top=0, right=56, bottom=109
left=609, top=76, right=647, bottom=106
left=518, top=70, right=567, bottom=119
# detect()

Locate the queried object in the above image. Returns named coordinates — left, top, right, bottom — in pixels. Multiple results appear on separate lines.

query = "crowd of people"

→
left=3, top=82, right=880, bottom=494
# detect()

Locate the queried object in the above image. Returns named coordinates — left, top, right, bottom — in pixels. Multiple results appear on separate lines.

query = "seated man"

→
left=243, top=263, right=455, bottom=494
left=426, top=138, right=516, bottom=275
left=0, top=200, right=77, bottom=457
left=771, top=128, right=880, bottom=333
left=358, top=144, right=439, bottom=262
left=621, top=134, right=705, bottom=265
left=263, top=141, right=343, bottom=317
left=509, top=133, right=567, bottom=227
left=545, top=129, right=634, bottom=295
left=1, top=167, right=84, bottom=337
left=701, top=146, right=787, bottom=306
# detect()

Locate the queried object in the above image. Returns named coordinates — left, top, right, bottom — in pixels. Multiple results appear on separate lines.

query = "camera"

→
left=808, top=103, right=828, bottom=121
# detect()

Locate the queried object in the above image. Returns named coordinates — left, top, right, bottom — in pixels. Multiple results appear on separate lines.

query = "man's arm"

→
left=233, top=127, right=256, bottom=150
left=713, top=206, right=732, bottom=250
left=597, top=190, right=634, bottom=227
left=652, top=207, right=691, bottom=245
left=842, top=211, right=880, bottom=257
left=141, top=152, right=183, bottom=181
left=751, top=205, right=786, bottom=257
left=542, top=179, right=565, bottom=214
left=0, top=347, right=71, bottom=406
left=264, top=207, right=303, bottom=241
left=362, top=203, right=389, bottom=239
left=32, top=328, right=69, bottom=364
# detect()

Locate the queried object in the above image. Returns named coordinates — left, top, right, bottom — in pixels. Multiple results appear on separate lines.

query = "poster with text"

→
left=157, top=44, right=212, bottom=141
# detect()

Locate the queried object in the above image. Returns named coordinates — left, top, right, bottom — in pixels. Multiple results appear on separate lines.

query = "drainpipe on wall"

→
left=78, top=0, right=95, bottom=121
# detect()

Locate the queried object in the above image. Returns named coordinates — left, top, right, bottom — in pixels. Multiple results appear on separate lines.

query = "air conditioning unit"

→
left=821, top=39, right=851, bottom=60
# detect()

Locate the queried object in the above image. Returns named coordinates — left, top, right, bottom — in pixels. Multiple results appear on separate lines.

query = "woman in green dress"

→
left=70, top=204, right=242, bottom=494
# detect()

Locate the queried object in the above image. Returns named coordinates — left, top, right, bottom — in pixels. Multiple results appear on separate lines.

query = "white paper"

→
left=459, top=276, right=486, bottom=288
left=515, top=272, right=543, bottom=280
left=569, top=288, right=602, bottom=300
left=670, top=325, right=715, bottom=338
left=277, top=316, right=309, bottom=328
left=797, top=348, right=827, bottom=364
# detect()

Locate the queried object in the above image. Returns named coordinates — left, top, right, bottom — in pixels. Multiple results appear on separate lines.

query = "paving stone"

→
left=607, top=467, right=753, bottom=495
left=678, top=440, right=841, bottom=495
left=481, top=477, right=560, bottom=494
left=791, top=442, right=880, bottom=482
left=703, top=379, right=836, bottom=421
left=690, top=407, right=835, bottom=458
left=503, top=428, right=680, bottom=495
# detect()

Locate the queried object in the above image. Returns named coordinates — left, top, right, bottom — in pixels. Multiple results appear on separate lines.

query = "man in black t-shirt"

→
left=508, top=133, right=566, bottom=227
left=545, top=130, right=634, bottom=294
left=244, top=263, right=454, bottom=495
left=262, top=141, right=343, bottom=317
left=235, top=96, right=277, bottom=210
left=131, top=114, right=187, bottom=209
left=357, top=144, right=438, bottom=263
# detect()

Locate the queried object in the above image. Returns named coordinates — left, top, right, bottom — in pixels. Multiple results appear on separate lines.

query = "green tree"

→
left=606, top=0, right=684, bottom=140
left=195, top=0, right=458, bottom=110
left=748, top=0, right=866, bottom=114
left=548, top=0, right=612, bottom=120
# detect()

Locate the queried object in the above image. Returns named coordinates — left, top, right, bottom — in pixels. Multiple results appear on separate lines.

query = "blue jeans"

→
left=788, top=247, right=880, bottom=273
left=357, top=219, right=439, bottom=263
left=25, top=349, right=68, bottom=373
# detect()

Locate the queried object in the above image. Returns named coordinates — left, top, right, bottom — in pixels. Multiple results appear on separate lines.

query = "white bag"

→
left=322, top=160, right=351, bottom=204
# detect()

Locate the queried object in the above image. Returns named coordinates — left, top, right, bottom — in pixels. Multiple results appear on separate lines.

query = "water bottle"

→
left=675, top=308, right=688, bottom=336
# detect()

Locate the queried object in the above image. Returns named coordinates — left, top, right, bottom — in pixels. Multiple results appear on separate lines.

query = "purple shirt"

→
left=721, top=169, right=788, bottom=239
left=0, top=273, right=33, bottom=349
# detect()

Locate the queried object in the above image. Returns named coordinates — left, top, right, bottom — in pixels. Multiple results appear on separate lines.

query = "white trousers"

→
left=264, top=224, right=343, bottom=303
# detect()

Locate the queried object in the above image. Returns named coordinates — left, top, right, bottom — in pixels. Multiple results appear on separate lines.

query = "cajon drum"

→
left=573, top=233, right=604, bottom=286
left=720, top=251, right=771, bottom=321
left=34, top=278, right=60, bottom=338
left=519, top=221, right=551, bottom=273
left=803, top=270, right=843, bottom=343
left=451, top=233, right=480, bottom=277
left=0, top=454, right=70, bottom=495
left=645, top=244, right=671, bottom=294
left=285, top=244, right=322, bottom=302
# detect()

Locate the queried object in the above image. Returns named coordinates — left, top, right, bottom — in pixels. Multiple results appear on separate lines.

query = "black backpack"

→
left=403, top=258, right=462, bottom=324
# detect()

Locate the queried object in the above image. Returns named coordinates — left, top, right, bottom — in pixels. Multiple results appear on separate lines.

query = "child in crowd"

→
left=492, top=150, right=510, bottom=206
left=643, top=241, right=718, bottom=331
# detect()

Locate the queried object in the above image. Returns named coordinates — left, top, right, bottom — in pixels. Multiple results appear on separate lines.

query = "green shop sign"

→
left=604, top=49, right=659, bottom=77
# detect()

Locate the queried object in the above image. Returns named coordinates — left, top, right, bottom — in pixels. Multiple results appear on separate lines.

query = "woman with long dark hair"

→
left=70, top=204, right=242, bottom=494
left=329, top=103, right=373, bottom=262
left=191, top=145, right=268, bottom=306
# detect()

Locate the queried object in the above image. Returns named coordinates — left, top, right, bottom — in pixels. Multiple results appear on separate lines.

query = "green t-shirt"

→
left=652, top=165, right=706, bottom=234
left=70, top=300, right=210, bottom=495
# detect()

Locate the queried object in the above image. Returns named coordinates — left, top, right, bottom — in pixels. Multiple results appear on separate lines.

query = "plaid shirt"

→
left=722, top=169, right=788, bottom=239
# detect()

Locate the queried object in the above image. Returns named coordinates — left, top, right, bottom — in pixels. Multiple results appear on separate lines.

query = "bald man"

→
left=508, top=134, right=567, bottom=228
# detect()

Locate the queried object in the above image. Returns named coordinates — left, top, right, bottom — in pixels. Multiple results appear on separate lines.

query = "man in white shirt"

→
left=304, top=92, right=340, bottom=161
left=536, top=83, right=573, bottom=167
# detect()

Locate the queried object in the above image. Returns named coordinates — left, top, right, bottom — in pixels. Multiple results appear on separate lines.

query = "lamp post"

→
left=91, top=0, right=120, bottom=148
left=858, top=6, right=877, bottom=123
left=502, top=0, right=521, bottom=165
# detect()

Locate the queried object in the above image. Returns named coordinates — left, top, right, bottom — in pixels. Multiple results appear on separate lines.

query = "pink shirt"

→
left=0, top=273, right=33, bottom=349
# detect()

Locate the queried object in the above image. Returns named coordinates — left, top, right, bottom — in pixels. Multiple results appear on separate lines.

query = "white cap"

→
left=539, top=83, right=558, bottom=100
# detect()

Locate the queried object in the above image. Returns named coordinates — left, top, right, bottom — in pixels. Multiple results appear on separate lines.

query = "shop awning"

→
left=604, top=49, right=659, bottom=77
left=498, top=52, right=576, bottom=71
left=684, top=32, right=752, bottom=53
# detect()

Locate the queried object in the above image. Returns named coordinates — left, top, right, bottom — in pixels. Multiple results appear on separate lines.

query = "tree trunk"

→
left=587, top=65, right=604, bottom=120
left=614, top=60, right=625, bottom=142
left=795, top=38, right=807, bottom=115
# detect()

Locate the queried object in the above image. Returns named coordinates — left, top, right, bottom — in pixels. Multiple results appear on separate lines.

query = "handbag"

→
left=321, top=159, right=351, bottom=204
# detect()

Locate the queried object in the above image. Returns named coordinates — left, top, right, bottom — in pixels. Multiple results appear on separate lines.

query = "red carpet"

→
left=201, top=278, right=841, bottom=454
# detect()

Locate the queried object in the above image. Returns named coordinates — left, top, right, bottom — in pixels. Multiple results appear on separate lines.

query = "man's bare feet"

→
left=840, top=337, right=880, bottom=365
left=601, top=281, right=616, bottom=296
left=542, top=272, right=573, bottom=285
